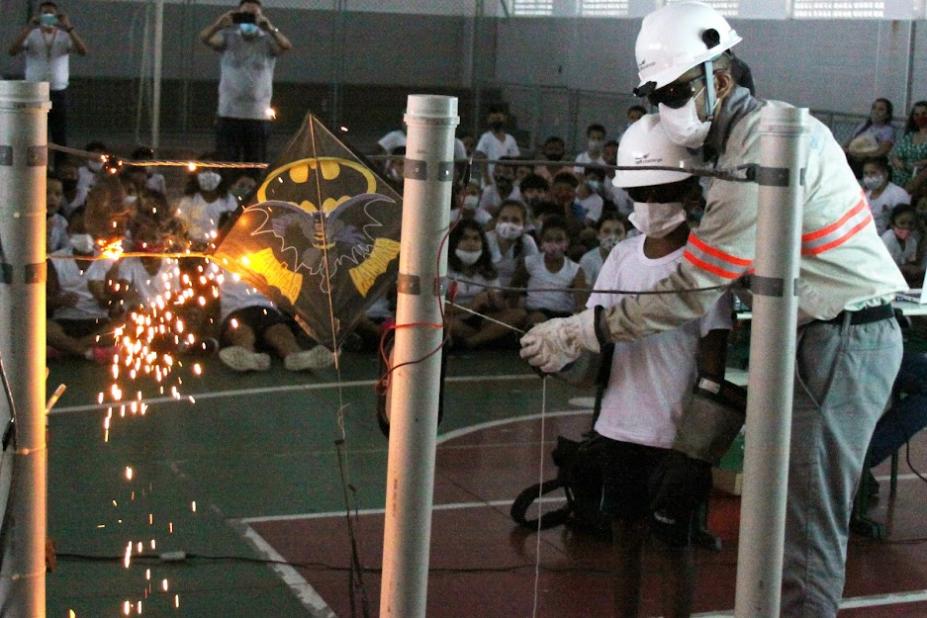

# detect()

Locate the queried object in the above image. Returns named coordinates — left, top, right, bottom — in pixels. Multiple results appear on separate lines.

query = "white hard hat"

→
left=614, top=114, right=699, bottom=188
left=635, top=1, right=742, bottom=94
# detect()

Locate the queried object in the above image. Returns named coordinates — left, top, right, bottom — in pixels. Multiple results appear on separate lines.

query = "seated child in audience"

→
left=550, top=171, right=596, bottom=260
left=56, top=158, right=84, bottom=217
left=450, top=182, right=493, bottom=227
left=446, top=220, right=526, bottom=348
left=479, top=158, right=521, bottom=216
left=217, top=268, right=334, bottom=372
left=46, top=208, right=116, bottom=363
left=75, top=141, right=109, bottom=204
left=228, top=171, right=258, bottom=203
left=864, top=157, right=910, bottom=234
left=881, top=203, right=919, bottom=273
left=485, top=199, right=538, bottom=286
left=510, top=216, right=587, bottom=326
left=109, top=214, right=182, bottom=311
left=46, top=173, right=69, bottom=253
left=580, top=213, right=627, bottom=287
left=176, top=164, right=238, bottom=249
left=576, top=166, right=608, bottom=225
left=129, top=147, right=168, bottom=196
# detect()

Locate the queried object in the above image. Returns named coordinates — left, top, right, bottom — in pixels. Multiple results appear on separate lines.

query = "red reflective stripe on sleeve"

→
left=683, top=250, right=742, bottom=280
left=688, top=233, right=753, bottom=267
left=802, top=199, right=867, bottom=243
left=802, top=213, right=873, bottom=256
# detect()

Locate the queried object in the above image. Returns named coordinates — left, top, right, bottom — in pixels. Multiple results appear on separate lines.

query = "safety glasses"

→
left=645, top=76, right=705, bottom=109
left=626, top=179, right=694, bottom=204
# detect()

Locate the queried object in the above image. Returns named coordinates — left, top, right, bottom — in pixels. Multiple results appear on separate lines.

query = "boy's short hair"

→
left=239, top=0, right=262, bottom=7
left=595, top=212, right=625, bottom=232
left=552, top=172, right=579, bottom=188
left=520, top=173, right=550, bottom=192
left=531, top=200, right=562, bottom=221
left=586, top=123, right=607, bottom=136
left=540, top=215, right=568, bottom=237
left=543, top=136, right=565, bottom=147
left=585, top=166, right=607, bottom=181
left=864, top=156, right=891, bottom=175
left=627, top=105, right=647, bottom=116
left=890, top=203, right=915, bottom=223
left=39, top=1, right=58, bottom=10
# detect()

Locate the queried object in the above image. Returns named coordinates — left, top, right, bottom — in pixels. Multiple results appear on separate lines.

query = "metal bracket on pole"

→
left=755, top=165, right=805, bottom=187
left=403, top=159, right=454, bottom=182
left=750, top=275, right=798, bottom=298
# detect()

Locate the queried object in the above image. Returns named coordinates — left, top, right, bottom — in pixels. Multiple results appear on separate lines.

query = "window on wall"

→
left=511, top=0, right=554, bottom=16
left=791, top=1, right=885, bottom=18
left=579, top=0, right=630, bottom=17
left=664, top=0, right=740, bottom=16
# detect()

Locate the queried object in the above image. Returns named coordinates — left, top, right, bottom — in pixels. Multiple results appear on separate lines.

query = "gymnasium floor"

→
left=45, top=341, right=927, bottom=617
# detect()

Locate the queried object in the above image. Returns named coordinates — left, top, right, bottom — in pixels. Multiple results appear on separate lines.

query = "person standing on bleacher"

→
left=520, top=3, right=907, bottom=616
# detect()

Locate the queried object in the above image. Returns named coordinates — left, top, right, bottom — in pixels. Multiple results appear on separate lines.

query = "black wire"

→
left=448, top=277, right=730, bottom=296
left=905, top=441, right=927, bottom=485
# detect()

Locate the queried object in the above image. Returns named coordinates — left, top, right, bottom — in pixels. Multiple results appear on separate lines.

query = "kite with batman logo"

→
left=213, top=113, right=403, bottom=350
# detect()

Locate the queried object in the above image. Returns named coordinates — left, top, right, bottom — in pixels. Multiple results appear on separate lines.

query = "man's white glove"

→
left=519, top=307, right=601, bottom=374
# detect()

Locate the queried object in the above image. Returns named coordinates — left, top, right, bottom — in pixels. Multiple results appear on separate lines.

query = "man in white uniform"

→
left=521, top=4, right=906, bottom=616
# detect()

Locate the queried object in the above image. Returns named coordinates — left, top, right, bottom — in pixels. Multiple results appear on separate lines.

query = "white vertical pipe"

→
left=0, top=79, right=50, bottom=618
left=379, top=95, right=458, bottom=618
left=734, top=106, right=809, bottom=617
left=151, top=0, right=164, bottom=150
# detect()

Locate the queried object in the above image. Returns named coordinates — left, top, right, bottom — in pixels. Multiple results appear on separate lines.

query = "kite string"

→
left=306, top=121, right=371, bottom=618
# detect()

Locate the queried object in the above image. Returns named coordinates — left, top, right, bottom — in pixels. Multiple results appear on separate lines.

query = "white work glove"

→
left=519, top=308, right=601, bottom=374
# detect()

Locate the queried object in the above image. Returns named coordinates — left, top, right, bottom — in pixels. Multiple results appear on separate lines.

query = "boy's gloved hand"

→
left=519, top=308, right=601, bottom=374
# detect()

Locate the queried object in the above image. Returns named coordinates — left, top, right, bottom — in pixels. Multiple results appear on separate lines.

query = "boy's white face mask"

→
left=629, top=202, right=687, bottom=238
left=658, top=88, right=713, bottom=149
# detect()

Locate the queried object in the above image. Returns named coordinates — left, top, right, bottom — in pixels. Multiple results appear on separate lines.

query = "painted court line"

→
left=50, top=373, right=538, bottom=415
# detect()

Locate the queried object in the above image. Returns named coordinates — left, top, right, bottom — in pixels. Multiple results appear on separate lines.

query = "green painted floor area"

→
left=45, top=349, right=581, bottom=617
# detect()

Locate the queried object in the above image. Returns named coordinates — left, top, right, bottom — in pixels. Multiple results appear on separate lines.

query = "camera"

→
left=232, top=12, right=256, bottom=25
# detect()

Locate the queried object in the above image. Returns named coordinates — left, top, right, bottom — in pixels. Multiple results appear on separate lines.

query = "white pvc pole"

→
left=0, top=79, right=50, bottom=618
left=379, top=95, right=459, bottom=618
left=734, top=106, right=809, bottom=617
left=151, top=0, right=164, bottom=150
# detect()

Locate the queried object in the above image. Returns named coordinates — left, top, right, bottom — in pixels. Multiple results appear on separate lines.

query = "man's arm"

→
left=57, top=13, right=87, bottom=55
left=697, top=328, right=729, bottom=382
left=257, top=14, right=292, bottom=53
left=199, top=11, right=234, bottom=51
left=8, top=22, right=36, bottom=56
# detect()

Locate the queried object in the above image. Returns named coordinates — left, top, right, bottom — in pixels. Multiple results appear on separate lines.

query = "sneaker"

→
left=219, top=346, right=271, bottom=372
left=284, top=346, right=335, bottom=371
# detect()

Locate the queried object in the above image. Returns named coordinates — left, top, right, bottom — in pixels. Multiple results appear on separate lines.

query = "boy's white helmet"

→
left=614, top=114, right=700, bottom=188
left=635, top=1, right=742, bottom=94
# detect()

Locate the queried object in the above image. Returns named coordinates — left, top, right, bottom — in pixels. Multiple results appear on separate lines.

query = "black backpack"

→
left=510, top=432, right=611, bottom=539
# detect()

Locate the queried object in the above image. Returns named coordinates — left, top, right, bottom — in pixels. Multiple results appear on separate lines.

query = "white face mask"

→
left=495, top=221, right=524, bottom=240
left=462, top=195, right=480, bottom=211
left=197, top=171, right=223, bottom=193
left=124, top=195, right=138, bottom=206
left=629, top=202, right=687, bottom=238
left=658, top=89, right=713, bottom=149
left=862, top=174, right=885, bottom=191
left=69, top=233, right=95, bottom=254
left=87, top=159, right=104, bottom=173
left=455, top=248, right=482, bottom=266
left=599, top=234, right=620, bottom=253
left=587, top=139, right=604, bottom=155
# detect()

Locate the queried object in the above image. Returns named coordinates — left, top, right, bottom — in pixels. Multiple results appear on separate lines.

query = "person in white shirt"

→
left=863, top=157, right=911, bottom=234
left=478, top=159, right=522, bottom=216
left=46, top=174, right=70, bottom=254
left=74, top=141, right=108, bottom=206
left=46, top=208, right=116, bottom=363
left=574, top=123, right=607, bottom=174
left=486, top=200, right=539, bottom=287
left=200, top=0, right=293, bottom=163
left=579, top=213, right=627, bottom=286
left=450, top=182, right=493, bottom=228
left=217, top=267, right=334, bottom=372
left=8, top=1, right=88, bottom=168
left=584, top=115, right=730, bottom=618
left=176, top=169, right=239, bottom=249
left=446, top=220, right=526, bottom=348
left=475, top=106, right=520, bottom=177
left=880, top=203, right=918, bottom=268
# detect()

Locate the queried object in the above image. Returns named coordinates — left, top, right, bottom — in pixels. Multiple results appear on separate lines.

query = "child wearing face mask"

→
left=863, top=157, right=911, bottom=234
left=486, top=200, right=539, bottom=286
left=75, top=141, right=109, bottom=201
left=446, top=220, right=526, bottom=348
left=176, top=165, right=238, bottom=249
left=880, top=203, right=918, bottom=269
left=511, top=216, right=588, bottom=326
left=574, top=123, right=608, bottom=175
left=475, top=106, right=520, bottom=177
left=46, top=173, right=70, bottom=253
left=580, top=214, right=627, bottom=286
left=478, top=159, right=522, bottom=215
left=47, top=207, right=117, bottom=364
left=450, top=182, right=493, bottom=227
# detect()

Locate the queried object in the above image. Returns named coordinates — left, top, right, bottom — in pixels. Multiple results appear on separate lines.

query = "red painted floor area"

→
left=249, top=415, right=927, bottom=617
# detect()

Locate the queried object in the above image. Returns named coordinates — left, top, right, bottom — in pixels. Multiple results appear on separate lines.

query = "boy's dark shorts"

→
left=600, top=436, right=712, bottom=548
left=221, top=306, right=288, bottom=344
left=55, top=318, right=109, bottom=339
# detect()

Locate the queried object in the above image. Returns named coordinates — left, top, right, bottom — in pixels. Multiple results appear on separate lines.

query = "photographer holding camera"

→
left=8, top=1, right=89, bottom=168
left=200, top=0, right=292, bottom=164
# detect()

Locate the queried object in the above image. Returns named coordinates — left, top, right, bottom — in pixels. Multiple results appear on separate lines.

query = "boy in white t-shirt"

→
left=573, top=122, right=607, bottom=174
left=475, top=106, right=520, bottom=177
left=863, top=157, right=911, bottom=234
left=587, top=115, right=731, bottom=618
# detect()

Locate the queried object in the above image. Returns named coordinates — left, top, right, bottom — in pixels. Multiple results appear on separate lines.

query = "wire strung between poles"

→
left=448, top=277, right=730, bottom=296
left=48, top=143, right=268, bottom=170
